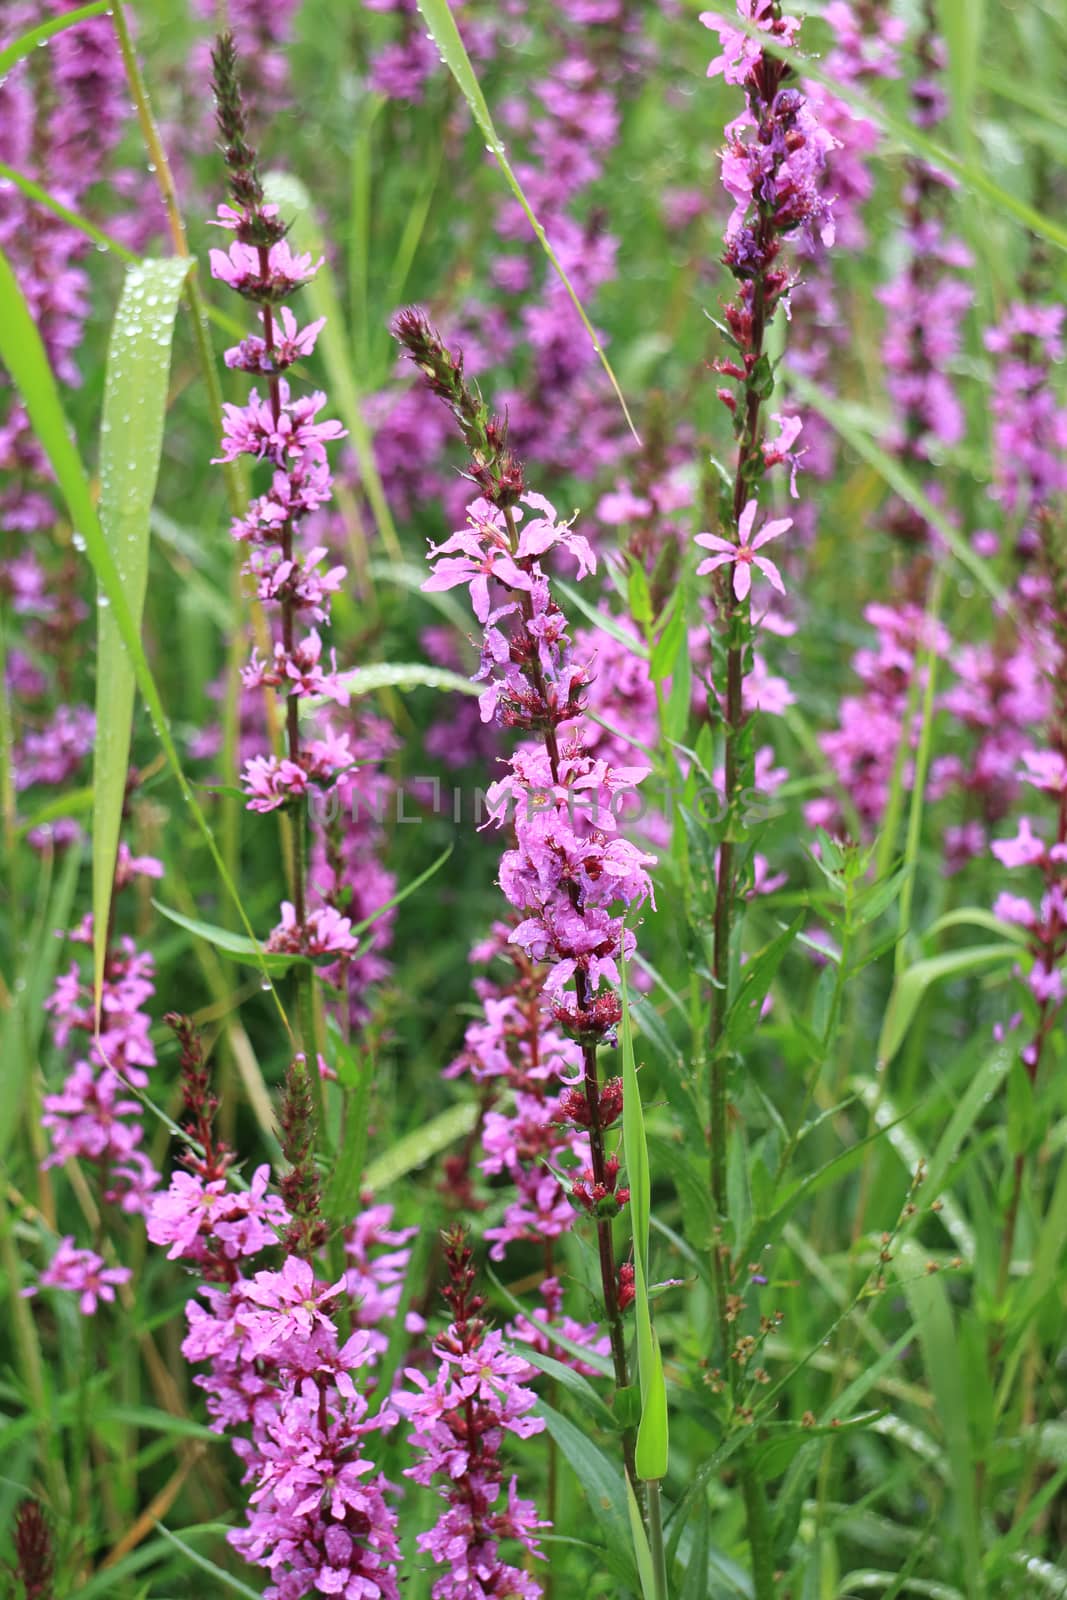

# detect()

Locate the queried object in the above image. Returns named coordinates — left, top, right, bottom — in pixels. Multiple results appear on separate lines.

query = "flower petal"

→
left=751, top=517, right=792, bottom=549
left=753, top=556, right=786, bottom=594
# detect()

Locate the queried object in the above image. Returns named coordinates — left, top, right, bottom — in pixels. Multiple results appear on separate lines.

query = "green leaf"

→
left=0, top=846, right=80, bottom=1160
left=924, top=907, right=1030, bottom=946
left=300, top=662, right=481, bottom=711
left=877, top=944, right=1016, bottom=1068
left=555, top=581, right=649, bottom=658
left=628, top=560, right=654, bottom=627
left=896, top=1242, right=982, bottom=1598
left=627, top=1474, right=658, bottom=1600
left=93, top=256, right=191, bottom=1012
left=363, top=1101, right=480, bottom=1191
left=350, top=844, right=454, bottom=937
left=322, top=1032, right=372, bottom=1225
left=412, top=0, right=639, bottom=441
left=0, top=244, right=288, bottom=1020
left=151, top=902, right=310, bottom=974
left=621, top=954, right=669, bottom=1482
left=517, top=1346, right=619, bottom=1433
left=784, top=371, right=1006, bottom=606
left=0, top=160, right=136, bottom=264
left=151, top=1526, right=264, bottom=1599
left=722, top=916, right=803, bottom=1052
left=488, top=1270, right=614, bottom=1379
left=664, top=629, right=692, bottom=744
left=533, top=1399, right=637, bottom=1584
left=0, top=2, right=110, bottom=76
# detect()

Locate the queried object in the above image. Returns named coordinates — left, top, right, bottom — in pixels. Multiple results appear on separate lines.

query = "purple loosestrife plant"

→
left=697, top=4, right=834, bottom=1591
left=876, top=5, right=973, bottom=544
left=441, top=923, right=612, bottom=1370
left=392, top=306, right=654, bottom=1491
left=698, top=0, right=832, bottom=1196
left=395, top=1228, right=549, bottom=1600
left=146, top=1019, right=404, bottom=1600
left=208, top=35, right=353, bottom=966
left=41, top=846, right=164, bottom=1221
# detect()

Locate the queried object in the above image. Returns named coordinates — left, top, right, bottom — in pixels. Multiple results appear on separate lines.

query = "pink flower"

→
left=991, top=818, right=1047, bottom=870
left=1021, top=749, right=1067, bottom=794
left=239, top=1255, right=345, bottom=1357
left=267, top=902, right=359, bottom=958
left=701, top=1, right=800, bottom=85
left=695, top=499, right=791, bottom=601
left=30, top=1237, right=131, bottom=1316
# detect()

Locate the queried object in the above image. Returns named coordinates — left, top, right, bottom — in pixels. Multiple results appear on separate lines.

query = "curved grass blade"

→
left=0, top=244, right=291, bottom=1035
left=0, top=162, right=137, bottom=262
left=362, top=1101, right=480, bottom=1192
left=784, top=370, right=1006, bottom=606
left=264, top=170, right=402, bottom=562
left=300, top=662, right=481, bottom=713
left=620, top=955, right=670, bottom=1487
left=0, top=1, right=109, bottom=76
left=877, top=944, right=1017, bottom=1071
left=151, top=1526, right=263, bottom=1600
left=413, top=0, right=640, bottom=443
left=93, top=257, right=191, bottom=1012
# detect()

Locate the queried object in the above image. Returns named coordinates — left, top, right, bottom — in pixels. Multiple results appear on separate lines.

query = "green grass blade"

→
left=896, top=1242, right=982, bottom=1599
left=93, top=256, right=191, bottom=1010
left=534, top=1398, right=638, bottom=1585
left=621, top=954, right=669, bottom=1484
left=627, top=1474, right=659, bottom=1600
left=0, top=243, right=290, bottom=1032
left=0, top=162, right=137, bottom=262
left=263, top=170, right=402, bottom=562
left=0, top=1, right=109, bottom=76
left=891, top=567, right=945, bottom=971
left=876, top=944, right=1017, bottom=1070
left=151, top=1526, right=264, bottom=1599
left=300, top=662, right=481, bottom=712
left=784, top=371, right=1006, bottom=606
left=362, top=1102, right=480, bottom=1192
left=413, top=0, right=640, bottom=442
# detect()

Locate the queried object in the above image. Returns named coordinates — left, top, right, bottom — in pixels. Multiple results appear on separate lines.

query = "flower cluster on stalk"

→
left=698, top=0, right=834, bottom=617
left=41, top=846, right=164, bottom=1220
left=395, top=1228, right=549, bottom=1600
left=146, top=1022, right=408, bottom=1599
left=208, top=34, right=355, bottom=960
left=393, top=308, right=647, bottom=1460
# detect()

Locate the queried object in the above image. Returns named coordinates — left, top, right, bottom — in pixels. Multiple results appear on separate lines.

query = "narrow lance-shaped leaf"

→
left=620, top=951, right=669, bottom=1482
left=94, top=256, right=191, bottom=1013
left=0, top=244, right=291, bottom=1030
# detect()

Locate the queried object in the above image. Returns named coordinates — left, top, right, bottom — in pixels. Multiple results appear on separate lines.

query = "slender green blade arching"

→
left=0, top=1, right=110, bottom=78
left=93, top=257, right=191, bottom=1011
left=413, top=0, right=640, bottom=443
left=783, top=369, right=1006, bottom=606
left=621, top=953, right=669, bottom=1483
left=0, top=244, right=289, bottom=1025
